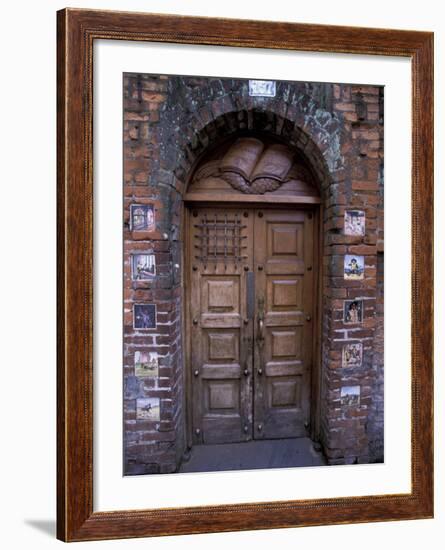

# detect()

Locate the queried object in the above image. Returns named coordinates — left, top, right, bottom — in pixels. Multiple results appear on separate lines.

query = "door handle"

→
left=257, top=295, right=265, bottom=343
left=258, top=317, right=264, bottom=341
left=257, top=296, right=265, bottom=377
left=243, top=336, right=252, bottom=378
left=246, top=271, right=255, bottom=320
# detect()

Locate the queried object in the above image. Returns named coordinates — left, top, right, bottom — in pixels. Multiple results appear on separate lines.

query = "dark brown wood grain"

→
left=57, top=8, right=434, bottom=542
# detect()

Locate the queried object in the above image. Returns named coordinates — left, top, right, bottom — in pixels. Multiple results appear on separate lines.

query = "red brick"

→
left=348, top=244, right=377, bottom=255
left=352, top=180, right=378, bottom=191
left=335, top=102, right=355, bottom=112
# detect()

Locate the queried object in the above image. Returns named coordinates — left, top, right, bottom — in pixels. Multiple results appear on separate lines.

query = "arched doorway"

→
left=183, top=134, right=322, bottom=453
left=123, top=73, right=384, bottom=475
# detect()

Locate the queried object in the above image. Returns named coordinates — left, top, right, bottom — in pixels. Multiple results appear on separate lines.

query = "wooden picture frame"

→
left=57, top=8, right=433, bottom=542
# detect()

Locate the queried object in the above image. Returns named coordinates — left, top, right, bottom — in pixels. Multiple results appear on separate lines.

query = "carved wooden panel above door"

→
left=186, top=136, right=321, bottom=202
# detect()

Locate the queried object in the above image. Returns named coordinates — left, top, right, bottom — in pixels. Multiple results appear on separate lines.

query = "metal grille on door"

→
left=194, top=212, right=247, bottom=269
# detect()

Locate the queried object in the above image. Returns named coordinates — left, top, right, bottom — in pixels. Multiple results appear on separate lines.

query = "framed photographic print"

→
left=57, top=8, right=433, bottom=542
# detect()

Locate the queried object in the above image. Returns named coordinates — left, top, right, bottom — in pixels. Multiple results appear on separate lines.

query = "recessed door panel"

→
left=269, top=276, right=303, bottom=307
left=204, top=278, right=239, bottom=312
left=270, top=328, right=302, bottom=359
left=269, top=377, right=302, bottom=408
left=207, top=331, right=239, bottom=361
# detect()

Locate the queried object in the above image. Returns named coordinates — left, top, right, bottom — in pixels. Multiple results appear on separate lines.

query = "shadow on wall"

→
left=24, top=519, right=56, bottom=538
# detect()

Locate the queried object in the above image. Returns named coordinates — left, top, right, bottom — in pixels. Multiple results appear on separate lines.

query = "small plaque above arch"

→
left=185, top=136, right=321, bottom=204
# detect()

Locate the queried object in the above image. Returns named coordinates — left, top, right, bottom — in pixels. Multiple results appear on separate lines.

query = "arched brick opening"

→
left=167, top=108, right=338, bottom=198
left=166, top=107, right=338, bottom=465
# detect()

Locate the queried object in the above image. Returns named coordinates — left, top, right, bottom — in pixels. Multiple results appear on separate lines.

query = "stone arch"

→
left=156, top=77, right=343, bottom=200
left=165, top=108, right=339, bottom=199
left=170, top=108, right=336, bottom=457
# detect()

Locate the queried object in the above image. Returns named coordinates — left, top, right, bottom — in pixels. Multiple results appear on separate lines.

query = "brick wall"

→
left=123, top=74, right=384, bottom=474
left=123, top=75, right=184, bottom=474
left=319, top=85, right=384, bottom=464
left=369, top=251, right=384, bottom=462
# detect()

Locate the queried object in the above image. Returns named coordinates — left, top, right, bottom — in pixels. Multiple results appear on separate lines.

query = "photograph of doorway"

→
left=123, top=73, right=384, bottom=475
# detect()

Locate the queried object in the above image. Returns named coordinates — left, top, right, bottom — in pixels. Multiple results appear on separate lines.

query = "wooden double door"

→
left=188, top=206, right=315, bottom=444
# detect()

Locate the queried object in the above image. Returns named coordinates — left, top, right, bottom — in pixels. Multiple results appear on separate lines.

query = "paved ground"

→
left=178, top=437, right=326, bottom=474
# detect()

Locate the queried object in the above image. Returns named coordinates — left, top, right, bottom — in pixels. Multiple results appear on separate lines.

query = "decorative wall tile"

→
left=132, top=253, right=156, bottom=280
left=344, top=255, right=365, bottom=280
left=133, top=304, right=156, bottom=330
left=344, top=210, right=365, bottom=236
left=344, top=299, right=364, bottom=324
left=342, top=342, right=363, bottom=368
left=340, top=386, right=360, bottom=406
left=135, top=351, right=159, bottom=378
left=136, top=397, right=160, bottom=421
left=130, top=204, right=155, bottom=231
